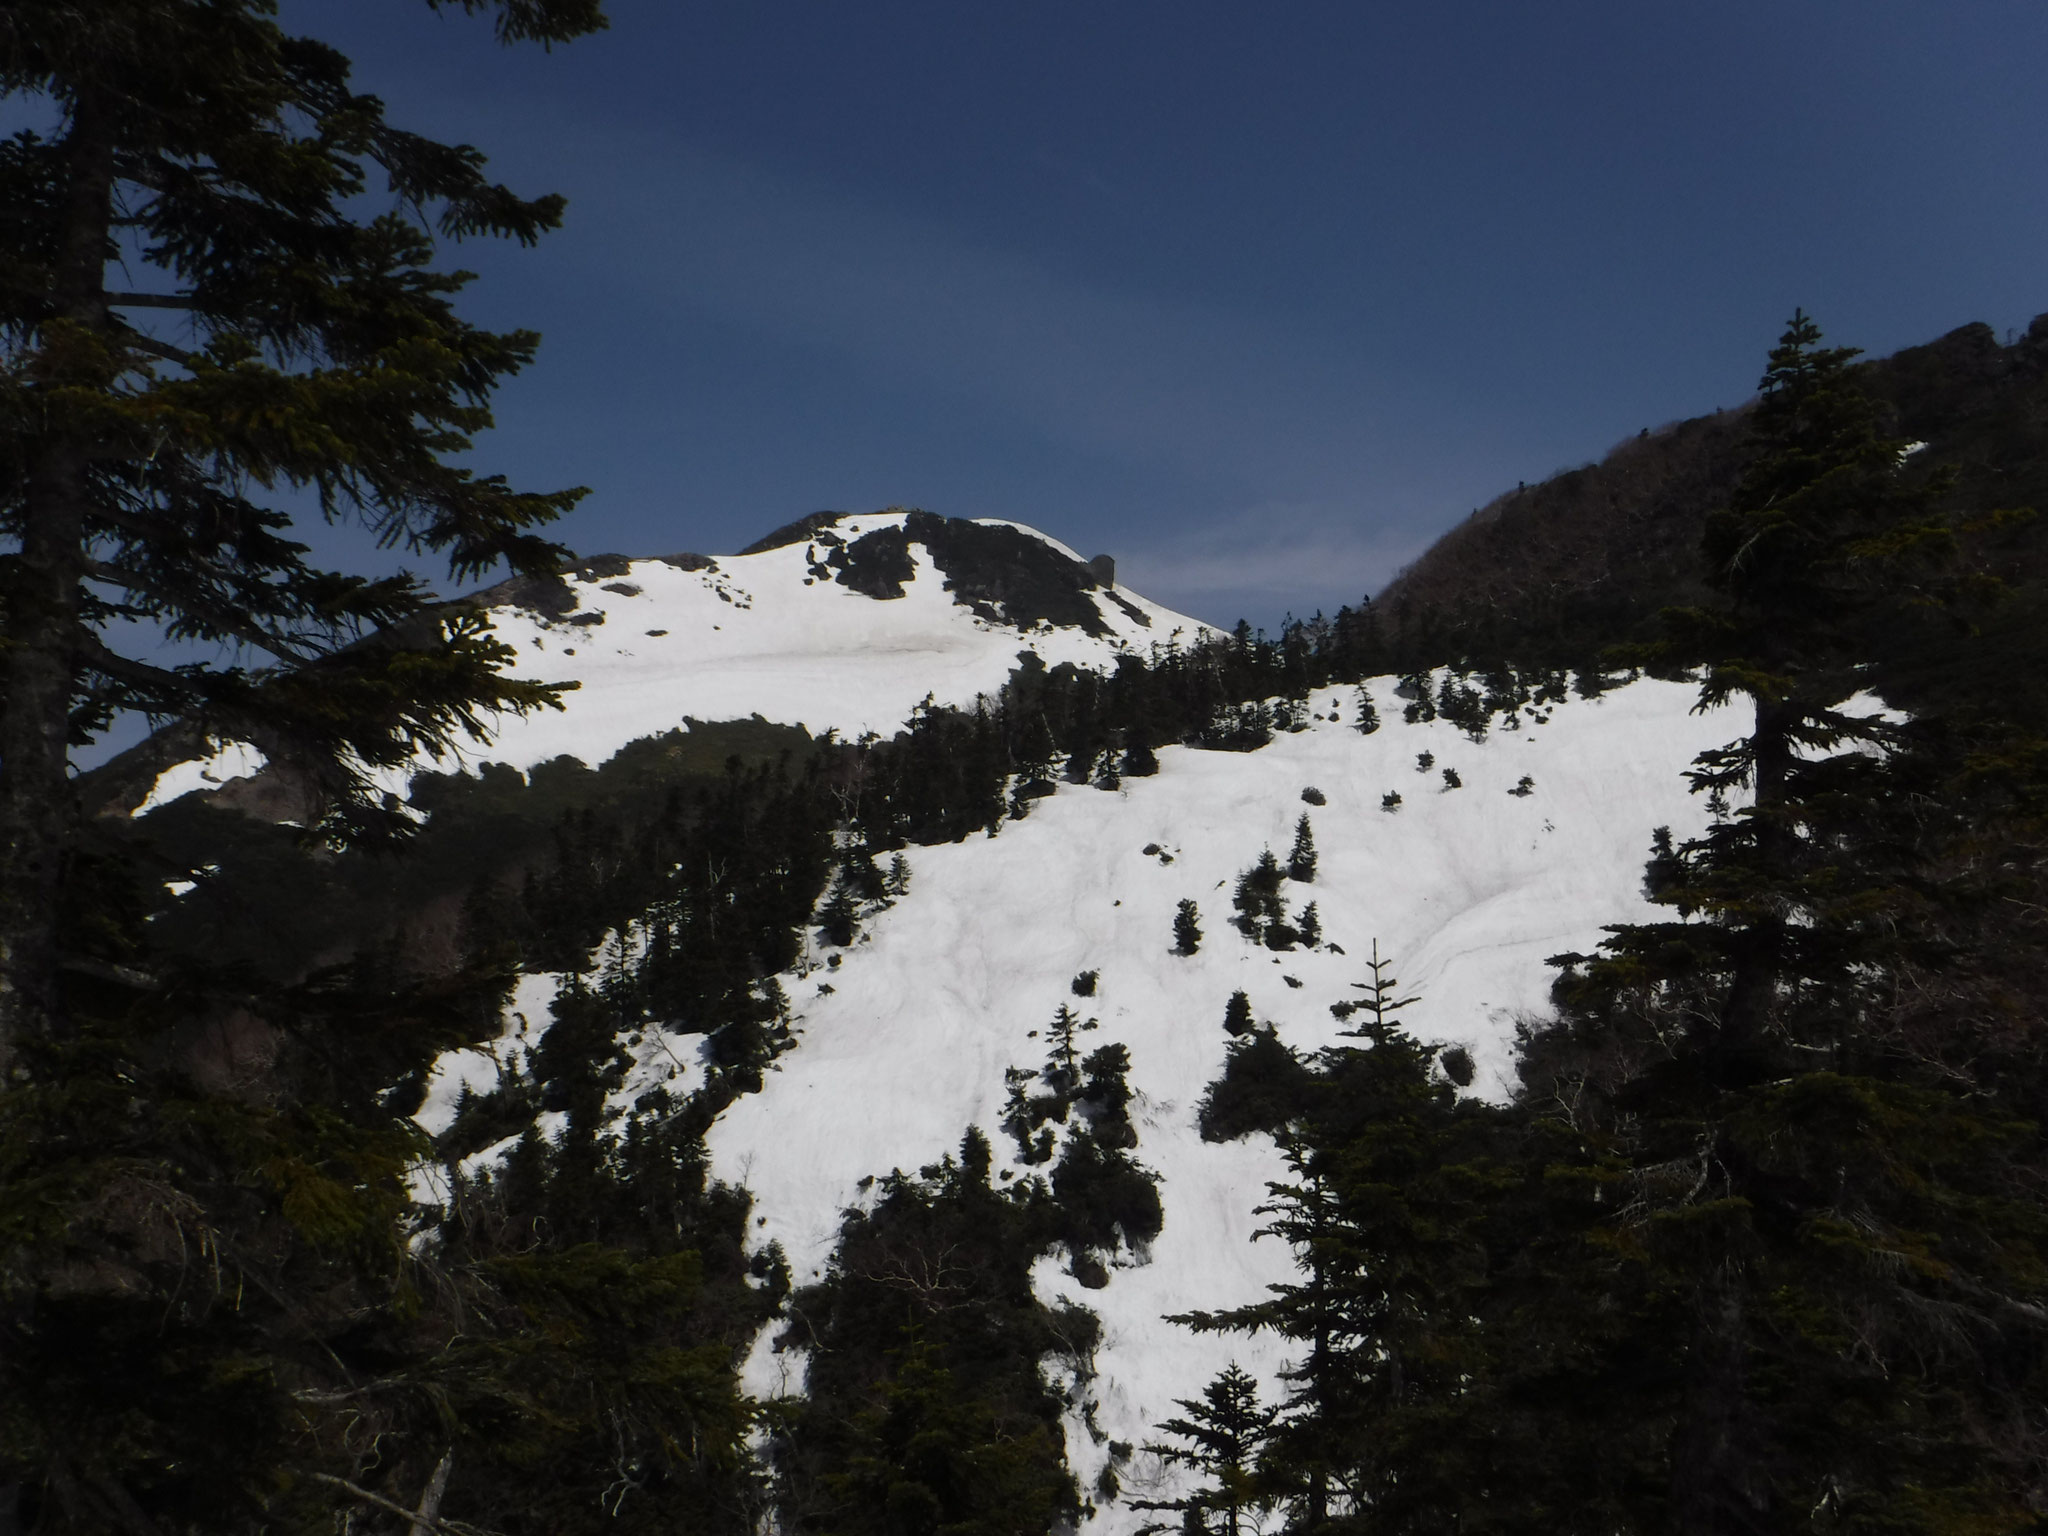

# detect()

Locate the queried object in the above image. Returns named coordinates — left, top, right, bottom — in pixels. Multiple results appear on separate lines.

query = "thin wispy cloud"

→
left=1118, top=497, right=1437, bottom=623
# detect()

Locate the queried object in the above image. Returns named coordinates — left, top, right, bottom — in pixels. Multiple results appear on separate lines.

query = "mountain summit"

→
left=119, top=509, right=1201, bottom=818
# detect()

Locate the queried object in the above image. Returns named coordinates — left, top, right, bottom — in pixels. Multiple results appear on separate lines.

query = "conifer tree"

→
left=1353, top=685, right=1380, bottom=735
left=1233, top=850, right=1287, bottom=942
left=815, top=880, right=859, bottom=948
left=1399, top=673, right=1436, bottom=723
left=1042, top=1003, right=1092, bottom=1096
left=1076, top=1041, right=1138, bottom=1150
left=1133, top=1364, right=1275, bottom=1536
left=0, top=0, right=605, bottom=1068
left=1222, top=989, right=1254, bottom=1037
left=1173, top=899, right=1203, bottom=956
left=1530, top=316, right=2040, bottom=1533
left=1287, top=815, right=1317, bottom=883
left=1177, top=1139, right=1353, bottom=1531
left=840, top=845, right=889, bottom=904
left=1295, top=901, right=1320, bottom=948
left=1613, top=308, right=1957, bottom=1058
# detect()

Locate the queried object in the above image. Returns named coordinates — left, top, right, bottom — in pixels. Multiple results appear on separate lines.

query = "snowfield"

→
left=705, top=676, right=1737, bottom=1526
left=410, top=660, right=1739, bottom=1530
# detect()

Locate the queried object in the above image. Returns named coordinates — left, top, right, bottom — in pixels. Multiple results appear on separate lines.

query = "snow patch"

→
left=135, top=740, right=268, bottom=814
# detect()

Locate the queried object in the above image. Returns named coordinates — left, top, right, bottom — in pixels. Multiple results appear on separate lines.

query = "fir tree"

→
left=1177, top=1140, right=1353, bottom=1531
left=0, top=0, right=603, bottom=1069
left=1437, top=673, right=1488, bottom=741
left=1173, top=899, right=1203, bottom=956
left=1399, top=673, right=1437, bottom=724
left=840, top=845, right=889, bottom=904
left=815, top=879, right=859, bottom=948
left=1295, top=901, right=1321, bottom=948
left=1523, top=316, right=2041, bottom=1533
left=1287, top=814, right=1317, bottom=883
left=1133, top=1364, right=1275, bottom=1536
left=1042, top=1003, right=1093, bottom=1096
left=1050, top=1046, right=1161, bottom=1261
left=1353, top=685, right=1381, bottom=735
left=1233, top=850, right=1287, bottom=942
left=1076, top=1041, right=1138, bottom=1150
left=1222, top=989, right=1254, bottom=1037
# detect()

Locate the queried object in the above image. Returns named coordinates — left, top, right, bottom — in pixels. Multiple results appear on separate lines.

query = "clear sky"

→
left=282, top=0, right=2048, bottom=628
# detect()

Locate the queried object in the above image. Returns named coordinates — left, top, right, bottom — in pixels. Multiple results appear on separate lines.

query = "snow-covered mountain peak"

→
left=127, top=509, right=1205, bottom=815
left=435, top=507, right=1200, bottom=769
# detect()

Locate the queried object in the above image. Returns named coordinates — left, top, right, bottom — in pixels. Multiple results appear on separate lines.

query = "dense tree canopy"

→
left=0, top=0, right=606, bottom=1071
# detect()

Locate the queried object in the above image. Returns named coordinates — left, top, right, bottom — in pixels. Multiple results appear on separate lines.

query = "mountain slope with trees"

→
left=5, top=16, right=2045, bottom=1522
left=1368, top=313, right=2048, bottom=719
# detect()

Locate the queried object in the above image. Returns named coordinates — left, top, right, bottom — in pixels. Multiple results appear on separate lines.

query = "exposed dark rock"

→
left=1103, top=589, right=1150, bottom=628
left=833, top=524, right=916, bottom=599
left=737, top=510, right=853, bottom=555
left=903, top=510, right=1112, bottom=637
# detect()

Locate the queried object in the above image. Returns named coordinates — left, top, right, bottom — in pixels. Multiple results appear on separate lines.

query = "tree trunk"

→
left=0, top=99, right=112, bottom=1076
left=1670, top=1279, right=1770, bottom=1536
left=1718, top=697, right=1797, bottom=1057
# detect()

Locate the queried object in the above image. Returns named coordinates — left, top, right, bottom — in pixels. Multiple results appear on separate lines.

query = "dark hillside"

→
left=1371, top=313, right=2048, bottom=712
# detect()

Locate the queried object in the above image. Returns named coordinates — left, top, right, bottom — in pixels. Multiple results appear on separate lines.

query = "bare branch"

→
left=103, top=291, right=194, bottom=310
left=118, top=330, right=197, bottom=367
left=306, top=1472, right=499, bottom=1536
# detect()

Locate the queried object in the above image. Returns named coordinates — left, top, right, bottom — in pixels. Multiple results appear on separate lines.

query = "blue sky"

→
left=284, top=0, right=2048, bottom=627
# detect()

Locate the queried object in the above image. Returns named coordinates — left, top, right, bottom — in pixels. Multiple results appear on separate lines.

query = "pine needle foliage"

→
left=0, top=0, right=606, bottom=1069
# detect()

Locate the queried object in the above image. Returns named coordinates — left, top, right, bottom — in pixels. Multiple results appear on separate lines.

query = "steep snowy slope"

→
left=129, top=509, right=1200, bottom=814
left=710, top=678, right=1735, bottom=1526
left=413, top=669, right=1741, bottom=1531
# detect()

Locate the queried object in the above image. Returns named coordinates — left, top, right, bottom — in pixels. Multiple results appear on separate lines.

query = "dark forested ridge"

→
left=1370, top=313, right=2048, bottom=718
